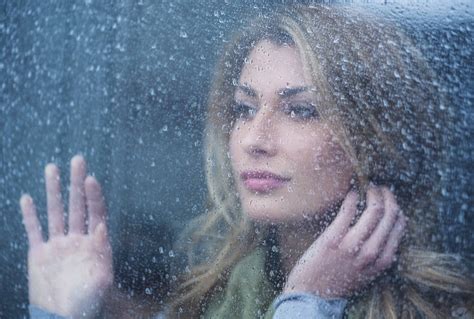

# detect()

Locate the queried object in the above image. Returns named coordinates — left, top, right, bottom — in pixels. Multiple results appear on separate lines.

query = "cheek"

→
left=314, top=143, right=354, bottom=196
left=229, top=128, right=243, bottom=172
left=288, top=134, right=332, bottom=172
left=316, top=143, right=349, bottom=168
left=306, top=130, right=349, bottom=168
left=295, top=136, right=353, bottom=191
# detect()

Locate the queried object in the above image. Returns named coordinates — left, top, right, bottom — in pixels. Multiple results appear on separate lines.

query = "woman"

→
left=168, top=5, right=473, bottom=318
left=21, top=4, right=472, bottom=319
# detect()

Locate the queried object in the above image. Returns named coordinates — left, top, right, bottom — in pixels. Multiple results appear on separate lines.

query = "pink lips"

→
left=241, top=170, right=290, bottom=193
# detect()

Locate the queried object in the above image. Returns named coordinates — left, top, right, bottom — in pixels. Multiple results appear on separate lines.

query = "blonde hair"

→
left=169, top=5, right=473, bottom=318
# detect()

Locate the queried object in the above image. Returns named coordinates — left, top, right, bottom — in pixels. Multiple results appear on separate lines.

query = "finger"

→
left=20, top=195, right=44, bottom=247
left=68, top=155, right=87, bottom=234
left=342, top=186, right=384, bottom=248
left=322, top=191, right=358, bottom=247
left=356, top=187, right=400, bottom=267
left=93, top=222, right=110, bottom=250
left=45, top=164, right=65, bottom=237
left=373, top=213, right=406, bottom=270
left=85, top=176, right=107, bottom=234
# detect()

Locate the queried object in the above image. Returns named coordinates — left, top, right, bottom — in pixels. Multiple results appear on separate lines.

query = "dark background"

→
left=1, top=1, right=472, bottom=317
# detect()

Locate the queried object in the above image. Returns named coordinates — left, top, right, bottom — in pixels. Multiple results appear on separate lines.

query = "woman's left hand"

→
left=283, top=186, right=407, bottom=298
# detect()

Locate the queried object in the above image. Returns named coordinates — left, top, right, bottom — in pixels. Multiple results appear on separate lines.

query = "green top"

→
left=201, top=247, right=362, bottom=319
left=202, top=248, right=277, bottom=319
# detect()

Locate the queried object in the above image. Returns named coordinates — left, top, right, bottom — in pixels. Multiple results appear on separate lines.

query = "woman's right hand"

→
left=20, top=155, right=113, bottom=318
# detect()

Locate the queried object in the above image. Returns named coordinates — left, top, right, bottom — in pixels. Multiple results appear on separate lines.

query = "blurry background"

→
left=1, top=0, right=472, bottom=317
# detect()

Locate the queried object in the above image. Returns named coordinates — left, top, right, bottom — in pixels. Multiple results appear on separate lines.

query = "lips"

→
left=240, top=170, right=290, bottom=193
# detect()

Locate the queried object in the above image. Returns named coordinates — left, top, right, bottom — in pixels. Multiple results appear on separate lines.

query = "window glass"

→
left=1, top=1, right=472, bottom=317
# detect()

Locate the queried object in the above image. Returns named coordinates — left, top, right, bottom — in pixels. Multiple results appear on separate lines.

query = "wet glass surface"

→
left=1, top=1, right=472, bottom=317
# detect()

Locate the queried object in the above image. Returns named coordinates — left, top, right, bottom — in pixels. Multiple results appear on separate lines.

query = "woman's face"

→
left=229, top=40, right=354, bottom=222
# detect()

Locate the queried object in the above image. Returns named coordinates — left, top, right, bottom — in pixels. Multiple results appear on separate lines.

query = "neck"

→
left=276, top=205, right=340, bottom=276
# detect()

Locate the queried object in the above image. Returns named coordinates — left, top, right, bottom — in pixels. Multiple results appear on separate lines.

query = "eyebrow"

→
left=235, top=84, right=311, bottom=98
left=278, top=86, right=311, bottom=97
left=236, top=84, right=257, bottom=97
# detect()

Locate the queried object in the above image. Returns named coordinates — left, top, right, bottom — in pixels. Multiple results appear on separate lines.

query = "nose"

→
left=241, top=108, right=278, bottom=158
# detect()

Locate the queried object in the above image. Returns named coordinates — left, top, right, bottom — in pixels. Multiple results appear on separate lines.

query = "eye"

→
left=283, top=103, right=319, bottom=120
left=231, top=101, right=257, bottom=120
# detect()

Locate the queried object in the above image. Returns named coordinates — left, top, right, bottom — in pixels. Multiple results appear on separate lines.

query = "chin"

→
left=240, top=193, right=339, bottom=224
left=242, top=201, right=307, bottom=223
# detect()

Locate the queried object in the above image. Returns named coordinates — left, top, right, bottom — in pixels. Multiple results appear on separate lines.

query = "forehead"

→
left=238, top=40, right=311, bottom=93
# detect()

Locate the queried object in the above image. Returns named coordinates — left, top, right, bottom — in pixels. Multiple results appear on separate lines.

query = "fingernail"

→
left=19, top=194, right=32, bottom=209
left=85, top=175, right=96, bottom=183
left=71, top=154, right=85, bottom=165
left=45, top=163, right=57, bottom=176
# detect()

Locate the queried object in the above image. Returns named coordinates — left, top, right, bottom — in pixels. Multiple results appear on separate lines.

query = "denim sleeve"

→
left=272, top=293, right=347, bottom=319
left=29, top=305, right=68, bottom=319
left=152, top=311, right=166, bottom=319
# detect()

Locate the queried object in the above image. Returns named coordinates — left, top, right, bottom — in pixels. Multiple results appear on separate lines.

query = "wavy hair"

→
left=169, top=5, right=473, bottom=318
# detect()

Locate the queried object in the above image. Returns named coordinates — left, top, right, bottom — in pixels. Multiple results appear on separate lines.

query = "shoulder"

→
left=229, top=248, right=266, bottom=280
left=202, top=248, right=275, bottom=319
left=224, top=247, right=272, bottom=297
